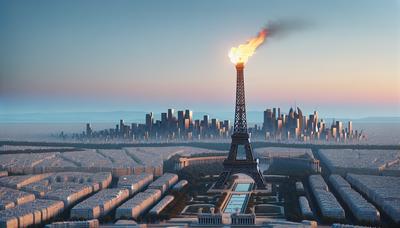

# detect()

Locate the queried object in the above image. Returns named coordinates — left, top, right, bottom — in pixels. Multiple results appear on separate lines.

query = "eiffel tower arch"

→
left=214, top=63, right=266, bottom=190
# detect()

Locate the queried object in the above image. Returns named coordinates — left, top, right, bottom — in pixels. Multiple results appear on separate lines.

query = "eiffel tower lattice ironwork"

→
left=214, top=63, right=266, bottom=189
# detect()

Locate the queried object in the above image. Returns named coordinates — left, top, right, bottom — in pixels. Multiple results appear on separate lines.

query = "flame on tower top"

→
left=228, top=28, right=267, bottom=65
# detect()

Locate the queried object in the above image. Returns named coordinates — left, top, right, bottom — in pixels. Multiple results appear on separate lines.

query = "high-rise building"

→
left=263, top=109, right=274, bottom=133
left=314, top=111, right=319, bottom=126
left=86, top=123, right=92, bottom=137
left=303, top=116, right=308, bottom=131
left=177, top=111, right=184, bottom=129
left=161, top=112, right=168, bottom=130
left=145, top=112, right=154, bottom=130
left=348, top=121, right=353, bottom=136
left=119, top=119, right=124, bottom=135
left=203, top=115, right=209, bottom=129
left=131, top=123, right=138, bottom=131
left=336, top=121, right=343, bottom=138
left=272, top=108, right=277, bottom=120
left=184, top=119, right=190, bottom=130
left=185, top=109, right=193, bottom=122
left=331, top=127, right=337, bottom=139
left=211, top=118, right=220, bottom=131
left=77, top=106, right=363, bottom=143
left=167, top=108, right=175, bottom=121
left=194, top=119, right=201, bottom=130
left=308, top=114, right=315, bottom=132
left=277, top=118, right=283, bottom=134
left=161, top=112, right=167, bottom=123
left=282, top=114, right=287, bottom=126
left=297, top=107, right=303, bottom=131
left=318, top=120, right=325, bottom=133
left=224, top=120, right=230, bottom=132
left=288, top=107, right=295, bottom=132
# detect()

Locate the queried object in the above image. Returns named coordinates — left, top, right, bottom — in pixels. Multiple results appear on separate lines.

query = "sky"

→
left=0, top=0, right=399, bottom=119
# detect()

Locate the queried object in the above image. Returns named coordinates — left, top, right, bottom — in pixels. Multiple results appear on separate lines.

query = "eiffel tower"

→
left=214, top=63, right=267, bottom=189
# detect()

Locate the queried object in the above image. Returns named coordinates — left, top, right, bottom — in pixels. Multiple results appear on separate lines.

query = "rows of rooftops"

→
left=0, top=171, right=183, bottom=227
left=329, top=175, right=380, bottom=224
left=70, top=188, right=130, bottom=219
left=309, top=175, right=345, bottom=221
left=318, top=149, right=400, bottom=176
left=0, top=145, right=75, bottom=152
left=0, top=146, right=225, bottom=177
left=346, top=173, right=400, bottom=223
left=315, top=149, right=399, bottom=224
left=306, top=172, right=400, bottom=225
left=0, top=186, right=36, bottom=210
left=0, top=199, right=64, bottom=227
left=1, top=145, right=399, bottom=226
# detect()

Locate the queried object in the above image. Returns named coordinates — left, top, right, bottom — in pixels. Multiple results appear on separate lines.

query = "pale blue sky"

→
left=0, top=0, right=399, bottom=119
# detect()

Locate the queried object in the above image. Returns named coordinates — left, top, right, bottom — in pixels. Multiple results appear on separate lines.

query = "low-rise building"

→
left=117, top=173, right=153, bottom=195
left=231, top=212, right=256, bottom=225
left=309, top=175, right=345, bottom=221
left=149, top=195, right=174, bottom=215
left=71, top=188, right=130, bottom=219
left=116, top=189, right=162, bottom=219
left=0, top=199, right=64, bottom=228
left=0, top=187, right=36, bottom=210
left=46, top=219, right=99, bottom=228
left=198, top=208, right=223, bottom=225
left=147, top=173, right=178, bottom=195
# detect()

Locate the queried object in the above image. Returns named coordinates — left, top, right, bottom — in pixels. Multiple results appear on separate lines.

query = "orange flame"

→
left=228, top=28, right=267, bottom=65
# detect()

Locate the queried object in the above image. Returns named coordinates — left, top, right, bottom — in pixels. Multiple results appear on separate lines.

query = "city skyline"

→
left=0, top=0, right=399, bottom=118
left=64, top=106, right=364, bottom=144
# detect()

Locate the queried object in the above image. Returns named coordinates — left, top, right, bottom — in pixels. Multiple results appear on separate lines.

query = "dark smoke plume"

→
left=264, top=18, right=313, bottom=38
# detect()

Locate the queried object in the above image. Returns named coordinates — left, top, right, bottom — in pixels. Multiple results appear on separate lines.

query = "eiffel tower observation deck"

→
left=214, top=63, right=267, bottom=190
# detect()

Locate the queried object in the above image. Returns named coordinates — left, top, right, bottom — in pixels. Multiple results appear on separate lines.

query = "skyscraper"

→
left=297, top=107, right=303, bottom=131
left=348, top=121, right=353, bottom=136
left=211, top=118, right=218, bottom=130
left=184, top=119, right=190, bottom=130
left=336, top=121, right=343, bottom=138
left=86, top=123, right=92, bottom=137
left=185, top=109, right=193, bottom=122
left=161, top=112, right=168, bottom=130
left=272, top=108, right=277, bottom=120
left=224, top=120, right=230, bottom=131
left=203, top=115, right=209, bottom=129
left=119, top=119, right=124, bottom=135
left=161, top=113, right=168, bottom=124
left=263, top=109, right=274, bottom=134
left=177, top=111, right=184, bottom=130
left=145, top=112, right=154, bottom=130
left=167, top=109, right=175, bottom=121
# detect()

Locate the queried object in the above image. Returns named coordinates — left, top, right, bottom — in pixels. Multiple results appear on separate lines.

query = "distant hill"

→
left=355, top=116, right=400, bottom=123
left=0, top=111, right=399, bottom=124
left=0, top=111, right=147, bottom=123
